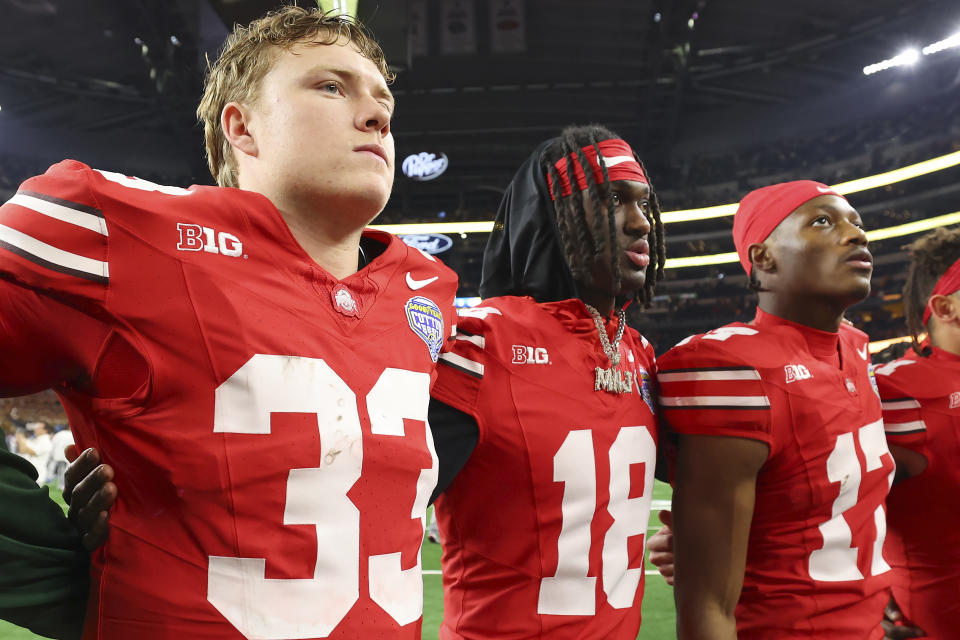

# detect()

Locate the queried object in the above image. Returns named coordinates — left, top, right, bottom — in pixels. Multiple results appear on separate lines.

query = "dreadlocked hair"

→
left=542, top=124, right=665, bottom=307
left=903, top=227, right=960, bottom=355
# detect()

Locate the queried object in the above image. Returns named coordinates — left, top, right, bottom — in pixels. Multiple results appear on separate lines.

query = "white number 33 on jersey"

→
left=208, top=355, right=437, bottom=639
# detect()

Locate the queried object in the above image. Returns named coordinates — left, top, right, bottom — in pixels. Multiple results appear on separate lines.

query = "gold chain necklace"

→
left=584, top=304, right=634, bottom=394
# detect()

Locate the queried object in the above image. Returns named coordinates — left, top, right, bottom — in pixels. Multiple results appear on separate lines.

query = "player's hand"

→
left=881, top=596, right=926, bottom=638
left=63, top=447, right=117, bottom=552
left=646, top=509, right=674, bottom=586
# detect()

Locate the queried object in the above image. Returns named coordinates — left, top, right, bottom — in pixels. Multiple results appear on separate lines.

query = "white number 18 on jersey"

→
left=539, top=427, right=657, bottom=615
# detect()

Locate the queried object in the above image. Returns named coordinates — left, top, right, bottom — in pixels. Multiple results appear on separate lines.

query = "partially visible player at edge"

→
left=874, top=227, right=960, bottom=639
left=0, top=7, right=457, bottom=639
left=428, top=124, right=666, bottom=638
left=657, top=181, right=894, bottom=639
left=0, top=435, right=87, bottom=640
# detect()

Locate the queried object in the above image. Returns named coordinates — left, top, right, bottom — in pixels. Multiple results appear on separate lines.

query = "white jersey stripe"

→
left=7, top=193, right=108, bottom=236
left=884, top=420, right=927, bottom=433
left=438, top=351, right=484, bottom=376
left=0, top=223, right=109, bottom=278
left=454, top=333, right=485, bottom=349
left=661, top=395, right=770, bottom=408
left=659, top=369, right=760, bottom=382
left=881, top=399, right=922, bottom=410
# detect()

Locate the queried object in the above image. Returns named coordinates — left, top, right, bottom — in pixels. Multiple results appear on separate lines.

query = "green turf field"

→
left=0, top=482, right=676, bottom=640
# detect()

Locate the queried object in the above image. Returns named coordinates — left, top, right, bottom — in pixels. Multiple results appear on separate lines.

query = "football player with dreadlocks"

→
left=426, top=124, right=666, bottom=639
left=873, top=227, right=960, bottom=640
left=63, top=124, right=668, bottom=638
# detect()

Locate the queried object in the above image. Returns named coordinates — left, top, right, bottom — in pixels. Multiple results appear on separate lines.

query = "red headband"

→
left=733, top=180, right=845, bottom=275
left=923, top=257, right=960, bottom=325
left=547, top=138, right=647, bottom=199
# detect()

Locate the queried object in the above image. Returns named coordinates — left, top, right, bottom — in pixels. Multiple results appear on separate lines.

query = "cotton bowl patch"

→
left=638, top=367, right=656, bottom=414
left=405, top=296, right=444, bottom=362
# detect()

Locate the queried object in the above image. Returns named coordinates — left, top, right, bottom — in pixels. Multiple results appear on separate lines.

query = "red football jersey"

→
left=430, top=296, right=659, bottom=639
left=658, top=309, right=893, bottom=640
left=0, top=160, right=458, bottom=639
left=875, top=347, right=960, bottom=638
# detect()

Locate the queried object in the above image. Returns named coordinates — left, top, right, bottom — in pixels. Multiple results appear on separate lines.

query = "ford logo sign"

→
left=402, top=152, right=449, bottom=181
left=400, top=233, right=454, bottom=255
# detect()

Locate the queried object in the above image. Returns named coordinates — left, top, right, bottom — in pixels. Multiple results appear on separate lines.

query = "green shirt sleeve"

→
left=0, top=442, right=87, bottom=640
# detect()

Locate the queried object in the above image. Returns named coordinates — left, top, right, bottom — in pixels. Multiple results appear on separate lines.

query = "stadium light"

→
left=863, top=48, right=920, bottom=75
left=663, top=252, right=739, bottom=269
left=868, top=335, right=914, bottom=354
left=830, top=150, right=960, bottom=196
left=374, top=220, right=495, bottom=235
left=865, top=29, right=960, bottom=75
left=371, top=149, right=960, bottom=234
left=863, top=210, right=960, bottom=242
left=922, top=32, right=960, bottom=55
left=658, top=209, right=960, bottom=270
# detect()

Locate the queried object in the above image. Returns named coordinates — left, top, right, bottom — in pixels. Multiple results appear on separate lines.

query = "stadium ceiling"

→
left=0, top=0, right=956, bottom=189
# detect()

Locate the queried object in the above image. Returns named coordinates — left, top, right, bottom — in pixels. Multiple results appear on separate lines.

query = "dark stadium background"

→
left=1, top=1, right=958, bottom=638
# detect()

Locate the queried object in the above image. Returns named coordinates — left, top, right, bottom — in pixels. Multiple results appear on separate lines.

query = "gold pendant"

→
left=594, top=367, right=634, bottom=394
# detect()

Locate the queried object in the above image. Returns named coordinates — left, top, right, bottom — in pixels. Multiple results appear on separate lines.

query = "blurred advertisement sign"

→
left=491, top=0, right=525, bottom=53
left=402, top=152, right=449, bottom=181
left=441, top=0, right=476, bottom=54
left=400, top=233, right=454, bottom=255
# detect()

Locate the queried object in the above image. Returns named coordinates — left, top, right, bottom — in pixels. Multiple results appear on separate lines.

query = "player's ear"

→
left=929, top=293, right=960, bottom=325
left=222, top=102, right=258, bottom=159
left=749, top=242, right=776, bottom=275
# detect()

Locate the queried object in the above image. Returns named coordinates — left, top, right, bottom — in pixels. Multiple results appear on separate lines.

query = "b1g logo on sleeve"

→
left=177, top=223, right=244, bottom=258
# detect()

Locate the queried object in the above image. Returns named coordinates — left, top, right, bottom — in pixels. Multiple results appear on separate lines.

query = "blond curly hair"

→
left=197, top=6, right=393, bottom=187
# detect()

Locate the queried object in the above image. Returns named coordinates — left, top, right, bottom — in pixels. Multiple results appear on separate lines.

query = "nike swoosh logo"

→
left=816, top=186, right=832, bottom=193
left=406, top=273, right=439, bottom=290
left=858, top=345, right=869, bottom=360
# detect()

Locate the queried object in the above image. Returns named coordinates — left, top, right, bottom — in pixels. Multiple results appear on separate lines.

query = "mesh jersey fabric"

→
left=658, top=310, right=892, bottom=639
left=431, top=295, right=659, bottom=639
left=875, top=347, right=960, bottom=638
left=0, top=160, right=459, bottom=639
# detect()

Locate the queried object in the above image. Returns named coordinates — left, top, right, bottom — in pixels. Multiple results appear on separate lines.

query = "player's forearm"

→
left=676, top=600, right=738, bottom=640
left=673, top=527, right=745, bottom=640
left=672, top=434, right=766, bottom=640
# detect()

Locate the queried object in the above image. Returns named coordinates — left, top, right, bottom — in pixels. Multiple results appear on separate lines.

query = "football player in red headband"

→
left=0, top=6, right=459, bottom=639
left=657, top=181, right=894, bottom=639
left=874, top=227, right=960, bottom=639
left=426, top=124, right=666, bottom=638
left=65, top=124, right=670, bottom=638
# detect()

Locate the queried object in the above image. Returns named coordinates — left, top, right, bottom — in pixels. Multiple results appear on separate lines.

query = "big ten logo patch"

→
left=512, top=345, right=549, bottom=365
left=950, top=392, right=960, bottom=409
left=784, top=364, right=812, bottom=383
left=177, top=223, right=244, bottom=257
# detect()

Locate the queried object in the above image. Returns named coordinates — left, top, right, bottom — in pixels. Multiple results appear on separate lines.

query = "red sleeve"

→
left=875, top=359, right=929, bottom=450
left=657, top=334, right=774, bottom=446
left=0, top=160, right=109, bottom=305
left=431, top=307, right=498, bottom=434
left=0, top=278, right=110, bottom=397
